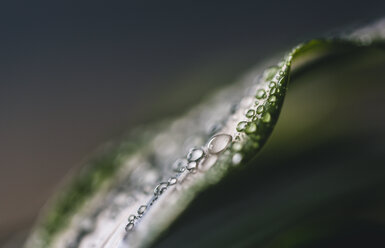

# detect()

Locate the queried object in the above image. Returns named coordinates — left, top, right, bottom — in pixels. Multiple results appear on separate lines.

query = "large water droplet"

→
left=187, top=148, right=204, bottom=162
left=207, top=134, right=232, bottom=154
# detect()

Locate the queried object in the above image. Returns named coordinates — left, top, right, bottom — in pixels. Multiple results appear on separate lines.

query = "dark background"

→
left=1, top=0, right=384, bottom=245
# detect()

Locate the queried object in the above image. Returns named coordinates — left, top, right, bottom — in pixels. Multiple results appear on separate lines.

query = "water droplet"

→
left=154, top=182, right=168, bottom=195
left=232, top=142, right=242, bottom=151
left=172, top=159, right=187, bottom=172
left=268, top=95, right=277, bottom=103
left=232, top=153, right=242, bottom=165
left=168, top=177, right=177, bottom=185
left=255, top=89, right=266, bottom=99
left=270, top=87, right=277, bottom=95
left=236, top=121, right=247, bottom=132
left=245, top=109, right=255, bottom=118
left=256, top=105, right=264, bottom=114
left=137, top=205, right=147, bottom=215
left=128, top=215, right=136, bottom=222
left=269, top=81, right=276, bottom=88
left=187, top=148, right=204, bottom=162
left=262, top=112, right=271, bottom=123
left=245, top=122, right=257, bottom=133
left=207, top=134, right=232, bottom=154
left=186, top=161, right=197, bottom=171
left=125, top=223, right=134, bottom=232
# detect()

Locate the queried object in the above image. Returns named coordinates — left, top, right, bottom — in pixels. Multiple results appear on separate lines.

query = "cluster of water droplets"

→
left=122, top=56, right=292, bottom=237
left=124, top=133, right=233, bottom=233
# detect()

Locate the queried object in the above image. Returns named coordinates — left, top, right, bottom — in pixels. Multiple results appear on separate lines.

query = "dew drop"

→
left=245, top=122, right=257, bottom=134
left=232, top=153, right=243, bottom=165
left=236, top=121, right=247, bottom=132
left=245, top=109, right=255, bottom=118
left=270, top=87, right=277, bottom=95
left=207, top=134, right=232, bottom=154
left=168, top=177, right=177, bottom=186
left=125, top=223, right=134, bottom=232
left=137, top=205, right=147, bottom=215
left=268, top=95, right=277, bottom=103
left=154, top=182, right=168, bottom=195
left=172, top=159, right=187, bottom=172
left=255, top=89, right=266, bottom=99
left=187, top=148, right=204, bottom=162
left=262, top=112, right=271, bottom=123
left=128, top=215, right=136, bottom=222
left=256, top=105, right=264, bottom=114
left=186, top=161, right=197, bottom=171
left=269, top=81, right=276, bottom=88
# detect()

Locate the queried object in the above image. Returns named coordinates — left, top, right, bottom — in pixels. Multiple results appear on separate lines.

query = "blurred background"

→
left=1, top=0, right=385, bottom=246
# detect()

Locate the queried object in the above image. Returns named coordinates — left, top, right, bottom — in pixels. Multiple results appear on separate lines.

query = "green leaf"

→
left=25, top=19, right=385, bottom=248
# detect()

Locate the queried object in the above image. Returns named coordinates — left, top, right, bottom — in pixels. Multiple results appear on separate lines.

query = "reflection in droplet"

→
left=207, top=134, right=232, bottom=154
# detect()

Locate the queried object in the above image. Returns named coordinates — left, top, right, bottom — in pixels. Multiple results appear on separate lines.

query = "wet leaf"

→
left=26, top=19, right=385, bottom=248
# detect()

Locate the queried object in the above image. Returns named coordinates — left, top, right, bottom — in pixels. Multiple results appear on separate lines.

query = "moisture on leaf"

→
left=25, top=19, right=385, bottom=248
